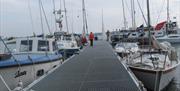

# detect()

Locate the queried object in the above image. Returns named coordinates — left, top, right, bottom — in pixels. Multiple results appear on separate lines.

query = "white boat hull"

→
left=129, top=66, right=177, bottom=91
left=157, top=38, right=180, bottom=44
left=0, top=60, right=61, bottom=91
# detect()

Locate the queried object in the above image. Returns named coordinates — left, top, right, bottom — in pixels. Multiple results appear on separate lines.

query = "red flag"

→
left=155, top=21, right=166, bottom=30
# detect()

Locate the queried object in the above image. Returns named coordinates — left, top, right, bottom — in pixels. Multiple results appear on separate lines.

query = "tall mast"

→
left=147, top=0, right=151, bottom=50
left=122, top=0, right=127, bottom=29
left=28, top=0, right=35, bottom=34
left=102, top=9, right=104, bottom=33
left=102, top=9, right=106, bottom=40
left=131, top=0, right=136, bottom=29
left=52, top=0, right=58, bottom=31
left=53, top=0, right=68, bottom=32
left=63, top=0, right=69, bottom=33
left=82, top=0, right=88, bottom=36
left=39, top=0, right=44, bottom=37
left=167, top=0, right=170, bottom=34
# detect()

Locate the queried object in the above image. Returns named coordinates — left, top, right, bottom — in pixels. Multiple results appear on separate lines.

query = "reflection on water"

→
left=164, top=44, right=180, bottom=91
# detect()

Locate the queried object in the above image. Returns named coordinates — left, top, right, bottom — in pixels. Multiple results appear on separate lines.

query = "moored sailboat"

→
left=122, top=0, right=180, bottom=91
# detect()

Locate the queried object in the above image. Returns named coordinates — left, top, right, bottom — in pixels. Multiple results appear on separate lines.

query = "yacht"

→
left=54, top=32, right=80, bottom=59
left=154, top=21, right=180, bottom=44
left=0, top=37, right=63, bottom=91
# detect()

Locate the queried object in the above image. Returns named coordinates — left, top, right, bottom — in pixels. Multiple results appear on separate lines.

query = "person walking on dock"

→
left=89, top=32, right=94, bottom=47
left=106, top=30, right=110, bottom=41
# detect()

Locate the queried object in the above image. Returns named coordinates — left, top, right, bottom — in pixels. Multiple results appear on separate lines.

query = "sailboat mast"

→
left=102, top=9, right=104, bottom=33
left=147, top=0, right=151, bottom=49
left=39, top=0, right=44, bottom=37
left=82, top=0, right=88, bottom=36
left=131, top=0, right=136, bottom=29
left=52, top=0, right=58, bottom=31
left=102, top=9, right=106, bottom=40
left=122, top=0, right=127, bottom=29
left=167, top=0, right=170, bottom=34
left=63, top=0, right=69, bottom=33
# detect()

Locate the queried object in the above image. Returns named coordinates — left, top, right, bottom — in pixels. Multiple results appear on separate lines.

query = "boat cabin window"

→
left=20, top=40, right=33, bottom=52
left=38, top=40, right=49, bottom=51
left=63, top=35, right=72, bottom=40
left=53, top=41, right=57, bottom=51
left=36, top=69, right=44, bottom=77
left=132, top=33, right=137, bottom=36
left=5, top=42, right=16, bottom=53
left=158, top=32, right=162, bottom=34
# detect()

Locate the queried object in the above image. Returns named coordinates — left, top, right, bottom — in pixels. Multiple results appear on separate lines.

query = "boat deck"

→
left=26, top=41, right=142, bottom=91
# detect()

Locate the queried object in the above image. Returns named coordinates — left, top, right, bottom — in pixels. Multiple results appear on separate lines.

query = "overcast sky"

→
left=0, top=0, right=180, bottom=37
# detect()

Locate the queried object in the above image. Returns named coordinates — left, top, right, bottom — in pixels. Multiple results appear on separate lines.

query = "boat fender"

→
left=13, top=81, right=23, bottom=91
left=138, top=81, right=147, bottom=91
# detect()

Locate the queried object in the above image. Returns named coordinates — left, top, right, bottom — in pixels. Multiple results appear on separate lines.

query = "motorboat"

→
left=0, top=37, right=63, bottom=91
left=54, top=32, right=80, bottom=59
left=154, top=21, right=180, bottom=44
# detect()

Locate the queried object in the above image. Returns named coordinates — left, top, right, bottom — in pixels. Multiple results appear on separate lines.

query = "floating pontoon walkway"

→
left=27, top=41, right=143, bottom=91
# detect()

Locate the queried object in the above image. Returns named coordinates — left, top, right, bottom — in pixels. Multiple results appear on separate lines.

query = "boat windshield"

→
left=53, top=41, right=58, bottom=51
left=63, top=35, right=72, bottom=41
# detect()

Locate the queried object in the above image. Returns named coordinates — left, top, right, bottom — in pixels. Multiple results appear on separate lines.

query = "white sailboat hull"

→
left=0, top=60, right=61, bottom=91
left=129, top=65, right=177, bottom=91
left=157, top=38, right=180, bottom=44
left=156, top=34, right=180, bottom=44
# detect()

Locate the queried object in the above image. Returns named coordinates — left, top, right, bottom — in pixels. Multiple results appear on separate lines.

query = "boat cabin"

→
left=2, top=37, right=57, bottom=54
left=54, top=31, right=75, bottom=41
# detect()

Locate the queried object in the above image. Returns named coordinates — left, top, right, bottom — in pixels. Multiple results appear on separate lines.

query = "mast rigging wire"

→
left=63, top=0, right=69, bottom=33
left=82, top=0, right=88, bottom=35
left=39, top=0, right=44, bottom=37
left=136, top=0, right=148, bottom=26
left=121, top=0, right=128, bottom=29
left=52, top=0, right=58, bottom=31
left=155, top=0, right=166, bottom=24
left=28, top=0, right=35, bottom=35
left=124, top=0, right=132, bottom=19
left=0, top=37, right=21, bottom=68
left=39, top=0, right=52, bottom=35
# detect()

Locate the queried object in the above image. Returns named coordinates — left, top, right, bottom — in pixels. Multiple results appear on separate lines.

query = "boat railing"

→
left=140, top=50, right=168, bottom=55
left=138, top=45, right=150, bottom=49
